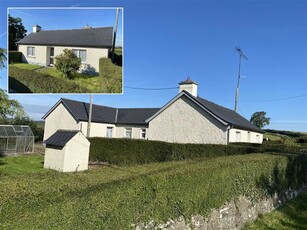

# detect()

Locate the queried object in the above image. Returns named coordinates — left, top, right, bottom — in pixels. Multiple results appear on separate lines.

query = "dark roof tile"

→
left=17, top=27, right=113, bottom=48
left=44, top=130, right=79, bottom=147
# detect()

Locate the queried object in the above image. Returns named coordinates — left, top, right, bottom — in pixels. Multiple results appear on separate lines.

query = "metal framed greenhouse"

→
left=0, top=125, right=34, bottom=155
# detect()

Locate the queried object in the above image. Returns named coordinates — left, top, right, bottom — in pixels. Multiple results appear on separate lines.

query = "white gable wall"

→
left=62, top=132, right=90, bottom=172
left=18, top=45, right=109, bottom=72
left=228, top=128, right=263, bottom=144
left=148, top=96, right=228, bottom=144
left=43, top=103, right=80, bottom=141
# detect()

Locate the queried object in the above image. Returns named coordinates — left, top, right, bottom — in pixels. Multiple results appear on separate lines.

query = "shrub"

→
left=9, top=66, right=90, bottom=93
left=54, top=49, right=81, bottom=79
left=8, top=51, right=22, bottom=63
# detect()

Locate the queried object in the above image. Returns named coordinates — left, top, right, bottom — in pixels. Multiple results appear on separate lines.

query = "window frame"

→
left=27, top=46, right=35, bottom=57
left=106, top=127, right=113, bottom=138
left=124, top=128, right=132, bottom=138
left=72, top=49, right=87, bottom=63
left=140, top=129, right=146, bottom=139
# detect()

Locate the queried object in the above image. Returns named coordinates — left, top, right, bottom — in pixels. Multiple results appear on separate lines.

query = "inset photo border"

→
left=7, top=7, right=123, bottom=94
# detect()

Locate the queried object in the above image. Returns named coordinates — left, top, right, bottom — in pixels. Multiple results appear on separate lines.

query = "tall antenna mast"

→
left=234, top=47, right=248, bottom=112
left=87, top=95, right=93, bottom=138
left=112, top=8, right=120, bottom=62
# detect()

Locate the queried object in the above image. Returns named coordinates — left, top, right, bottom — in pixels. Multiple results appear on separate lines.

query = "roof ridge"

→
left=30, top=26, right=113, bottom=33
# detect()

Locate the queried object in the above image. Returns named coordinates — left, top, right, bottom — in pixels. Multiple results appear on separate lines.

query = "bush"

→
left=8, top=51, right=22, bottom=63
left=9, top=66, right=90, bottom=93
left=55, top=49, right=81, bottom=79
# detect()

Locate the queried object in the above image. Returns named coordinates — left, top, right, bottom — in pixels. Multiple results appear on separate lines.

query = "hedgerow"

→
left=1, top=154, right=306, bottom=229
left=99, top=58, right=122, bottom=93
left=89, top=138, right=305, bottom=166
left=9, top=66, right=90, bottom=93
left=8, top=51, right=22, bottom=63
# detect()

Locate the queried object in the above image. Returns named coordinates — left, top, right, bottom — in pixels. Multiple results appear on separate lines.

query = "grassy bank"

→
left=0, top=153, right=303, bottom=229
left=244, top=192, right=307, bottom=230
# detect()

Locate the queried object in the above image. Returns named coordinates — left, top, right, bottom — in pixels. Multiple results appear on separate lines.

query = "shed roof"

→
left=44, top=130, right=79, bottom=147
left=16, top=27, right=113, bottom=48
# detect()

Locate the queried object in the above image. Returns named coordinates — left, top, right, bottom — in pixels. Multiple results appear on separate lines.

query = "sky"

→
left=0, top=0, right=306, bottom=132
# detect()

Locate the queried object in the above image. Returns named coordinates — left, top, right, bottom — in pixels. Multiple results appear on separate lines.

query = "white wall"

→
left=62, top=133, right=90, bottom=172
left=148, top=95, right=228, bottom=144
left=228, top=128, right=263, bottom=144
left=44, top=146, right=65, bottom=171
left=43, top=103, right=80, bottom=141
left=115, top=125, right=148, bottom=139
left=79, top=122, right=115, bottom=138
left=18, top=45, right=109, bottom=72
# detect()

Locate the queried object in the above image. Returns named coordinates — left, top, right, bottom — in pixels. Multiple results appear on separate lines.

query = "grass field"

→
left=0, top=153, right=292, bottom=229
left=244, top=192, right=307, bottom=230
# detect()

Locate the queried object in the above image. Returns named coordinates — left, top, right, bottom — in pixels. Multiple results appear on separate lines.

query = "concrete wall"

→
left=62, top=132, right=90, bottom=172
left=44, top=146, right=65, bottom=171
left=148, top=95, right=228, bottom=144
left=228, top=128, right=263, bottom=144
left=43, top=103, right=79, bottom=141
left=18, top=45, right=109, bottom=72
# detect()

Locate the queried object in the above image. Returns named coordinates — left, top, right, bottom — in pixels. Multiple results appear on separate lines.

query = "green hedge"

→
left=9, top=66, right=90, bottom=93
left=99, top=58, right=122, bottom=93
left=89, top=138, right=257, bottom=166
left=89, top=138, right=306, bottom=166
left=8, top=51, right=22, bottom=63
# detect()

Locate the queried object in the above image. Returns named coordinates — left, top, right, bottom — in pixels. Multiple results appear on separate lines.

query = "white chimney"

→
left=33, top=25, right=41, bottom=33
left=179, top=78, right=198, bottom=97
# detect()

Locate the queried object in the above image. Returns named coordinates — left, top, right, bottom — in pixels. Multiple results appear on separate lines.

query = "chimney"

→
left=33, top=25, right=41, bottom=33
left=179, top=77, right=198, bottom=97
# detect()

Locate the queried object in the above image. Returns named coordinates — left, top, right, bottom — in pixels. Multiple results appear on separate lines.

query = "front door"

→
left=49, top=47, right=54, bottom=66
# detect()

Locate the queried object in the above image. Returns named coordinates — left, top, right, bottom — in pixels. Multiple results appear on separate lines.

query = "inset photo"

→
left=8, top=7, right=123, bottom=94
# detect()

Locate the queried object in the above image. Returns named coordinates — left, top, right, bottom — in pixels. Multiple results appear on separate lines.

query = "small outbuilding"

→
left=44, top=130, right=90, bottom=172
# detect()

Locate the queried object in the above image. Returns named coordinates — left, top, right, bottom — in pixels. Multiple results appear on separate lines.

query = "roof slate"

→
left=16, top=27, right=113, bottom=48
left=60, top=98, right=159, bottom=125
left=44, top=130, right=79, bottom=147
left=194, top=95, right=263, bottom=133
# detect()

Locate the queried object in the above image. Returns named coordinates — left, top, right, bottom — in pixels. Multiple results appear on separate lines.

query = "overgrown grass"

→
left=0, top=153, right=302, bottom=229
left=0, top=154, right=45, bottom=175
left=244, top=192, right=307, bottom=230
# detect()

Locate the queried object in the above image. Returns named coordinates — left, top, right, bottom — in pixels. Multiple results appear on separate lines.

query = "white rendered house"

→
left=16, top=25, right=113, bottom=73
left=43, top=80, right=264, bottom=144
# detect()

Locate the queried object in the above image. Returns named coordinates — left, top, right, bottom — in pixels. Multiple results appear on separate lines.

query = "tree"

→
left=0, top=48, right=7, bottom=69
left=8, top=15, right=27, bottom=51
left=54, top=49, right=81, bottom=79
left=250, top=111, right=271, bottom=128
left=0, top=89, right=26, bottom=123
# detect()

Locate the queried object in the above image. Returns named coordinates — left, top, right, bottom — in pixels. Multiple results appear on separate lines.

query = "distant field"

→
left=244, top=192, right=307, bottom=230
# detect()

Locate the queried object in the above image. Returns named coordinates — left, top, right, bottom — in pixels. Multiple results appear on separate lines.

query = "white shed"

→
left=44, top=130, right=90, bottom=172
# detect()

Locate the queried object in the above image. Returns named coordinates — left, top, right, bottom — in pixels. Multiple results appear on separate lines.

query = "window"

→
left=256, top=135, right=260, bottom=143
left=72, top=49, right=86, bottom=63
left=125, top=128, right=132, bottom=138
left=236, top=131, right=241, bottom=142
left=27, top=47, right=35, bottom=56
left=106, top=127, right=113, bottom=138
left=140, top=129, right=146, bottom=139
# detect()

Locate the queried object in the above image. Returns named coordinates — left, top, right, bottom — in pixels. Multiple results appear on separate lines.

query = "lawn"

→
left=9, top=63, right=44, bottom=71
left=244, top=192, right=307, bottom=230
left=0, top=153, right=295, bottom=229
left=0, top=154, right=45, bottom=175
left=8, top=58, right=122, bottom=93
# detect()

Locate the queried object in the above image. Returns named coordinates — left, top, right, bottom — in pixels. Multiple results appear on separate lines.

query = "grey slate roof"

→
left=195, top=96, right=263, bottom=133
left=44, top=130, right=79, bottom=147
left=16, top=27, right=113, bottom=48
left=56, top=98, right=160, bottom=125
